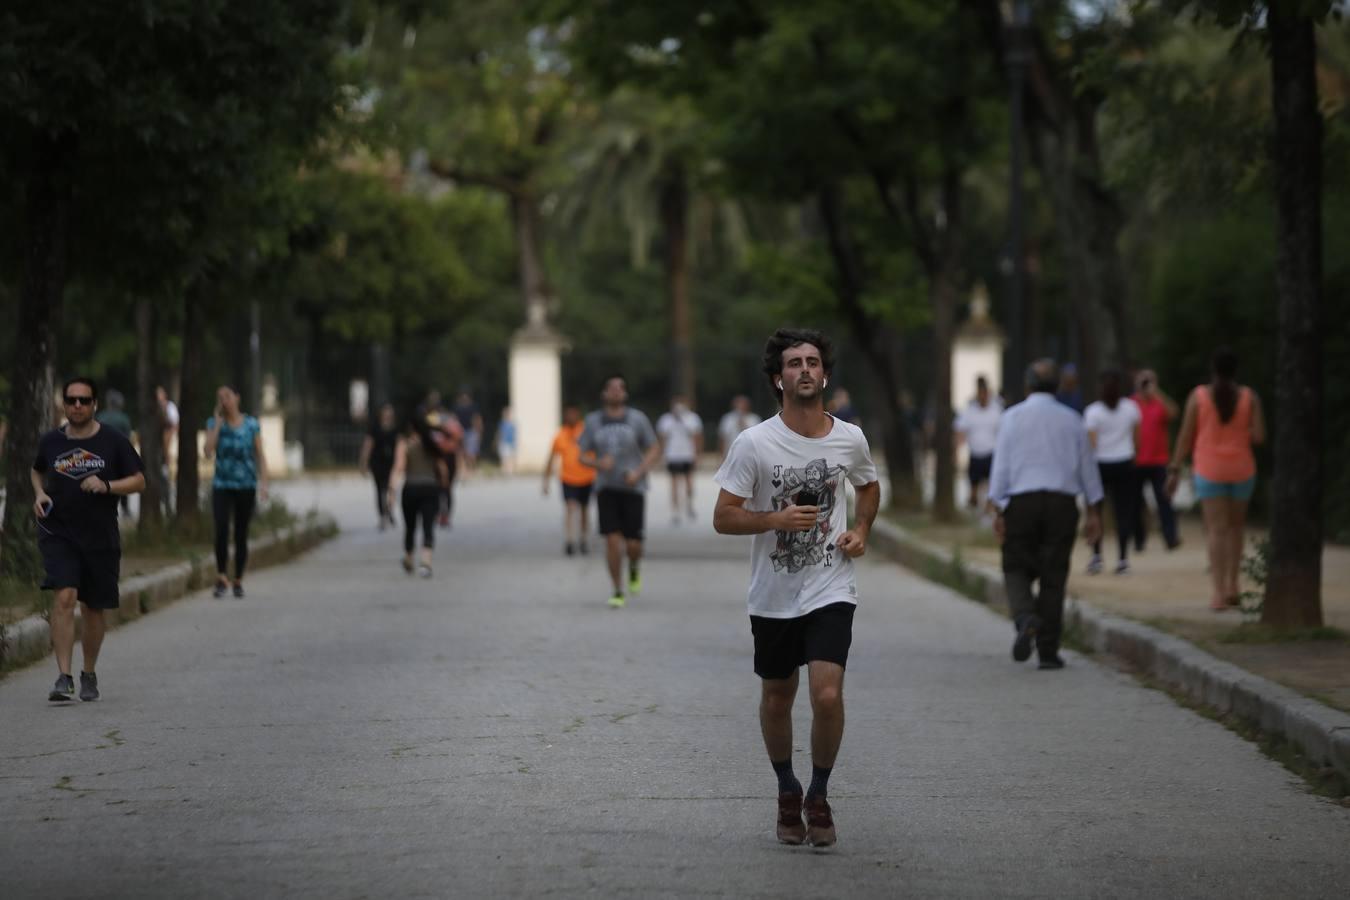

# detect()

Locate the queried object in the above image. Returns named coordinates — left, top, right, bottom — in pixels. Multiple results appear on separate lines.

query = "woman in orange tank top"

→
left=1166, top=349, right=1266, bottom=611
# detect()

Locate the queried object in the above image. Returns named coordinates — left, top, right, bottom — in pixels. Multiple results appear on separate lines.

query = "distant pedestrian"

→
left=496, top=407, right=518, bottom=476
left=543, top=404, right=595, bottom=556
left=453, top=390, right=481, bottom=479
left=1056, top=363, right=1084, bottom=413
left=423, top=390, right=461, bottom=528
left=1167, top=348, right=1266, bottom=611
left=714, top=327, right=880, bottom=848
left=359, top=403, right=399, bottom=530
left=1131, top=369, right=1181, bottom=552
left=96, top=389, right=135, bottom=515
left=391, top=410, right=450, bottom=578
left=718, top=395, right=762, bottom=460
left=204, top=385, right=269, bottom=599
left=32, top=376, right=146, bottom=703
left=155, top=385, right=180, bottom=514
left=989, top=359, right=1104, bottom=670
left=577, top=375, right=661, bottom=608
left=656, top=395, right=704, bottom=523
left=1084, top=371, right=1141, bottom=575
left=954, top=375, right=1002, bottom=511
left=827, top=387, right=859, bottom=426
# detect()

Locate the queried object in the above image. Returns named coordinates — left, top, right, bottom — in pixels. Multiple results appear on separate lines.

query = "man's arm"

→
left=714, top=489, right=813, bottom=535
left=986, top=418, right=1013, bottom=512
left=31, top=468, right=51, bottom=518
left=836, top=481, right=880, bottom=558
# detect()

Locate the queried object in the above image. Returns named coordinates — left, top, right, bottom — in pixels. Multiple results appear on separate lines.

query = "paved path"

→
left=2, top=474, right=1348, bottom=898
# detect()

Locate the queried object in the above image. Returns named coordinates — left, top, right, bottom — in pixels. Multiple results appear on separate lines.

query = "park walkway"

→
left=2, top=474, right=1348, bottom=898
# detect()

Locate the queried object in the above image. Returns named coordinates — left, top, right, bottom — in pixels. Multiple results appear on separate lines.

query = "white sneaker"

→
left=1114, top=560, right=1130, bottom=576
left=1086, top=554, right=1103, bottom=575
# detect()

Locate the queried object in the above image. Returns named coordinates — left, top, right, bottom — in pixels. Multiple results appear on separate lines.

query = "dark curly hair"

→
left=762, top=327, right=834, bottom=404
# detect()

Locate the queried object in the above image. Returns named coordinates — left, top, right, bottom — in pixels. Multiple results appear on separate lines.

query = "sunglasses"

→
left=64, top=396, right=95, bottom=406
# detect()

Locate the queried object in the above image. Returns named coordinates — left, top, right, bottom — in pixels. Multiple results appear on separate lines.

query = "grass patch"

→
left=1136, top=674, right=1350, bottom=803
left=1214, top=624, right=1349, bottom=645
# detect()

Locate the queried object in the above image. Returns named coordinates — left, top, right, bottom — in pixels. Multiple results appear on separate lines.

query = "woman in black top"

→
left=359, top=403, right=399, bottom=530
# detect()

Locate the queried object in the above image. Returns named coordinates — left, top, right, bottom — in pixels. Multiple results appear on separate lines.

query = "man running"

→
left=32, top=377, right=146, bottom=703
left=543, top=404, right=595, bottom=556
left=713, top=328, right=879, bottom=848
left=656, top=395, right=704, bottom=523
left=578, top=375, right=661, bottom=608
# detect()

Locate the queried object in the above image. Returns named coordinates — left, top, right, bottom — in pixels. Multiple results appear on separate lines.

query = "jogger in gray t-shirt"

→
left=577, top=375, right=662, bottom=607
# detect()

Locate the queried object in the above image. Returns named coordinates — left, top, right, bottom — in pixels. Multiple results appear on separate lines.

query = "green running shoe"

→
left=627, top=571, right=642, bottom=596
left=608, top=591, right=626, bottom=609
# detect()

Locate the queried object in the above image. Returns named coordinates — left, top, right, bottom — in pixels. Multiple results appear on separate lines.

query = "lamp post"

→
left=1001, top=0, right=1032, bottom=400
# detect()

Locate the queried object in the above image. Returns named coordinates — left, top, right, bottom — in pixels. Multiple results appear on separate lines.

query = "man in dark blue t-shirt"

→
left=31, top=376, right=145, bottom=703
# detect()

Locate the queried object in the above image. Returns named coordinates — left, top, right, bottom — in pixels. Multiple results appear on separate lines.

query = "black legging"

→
left=1093, top=460, right=1136, bottom=562
left=402, top=483, right=439, bottom=554
left=372, top=464, right=393, bottom=521
left=213, top=488, right=257, bottom=579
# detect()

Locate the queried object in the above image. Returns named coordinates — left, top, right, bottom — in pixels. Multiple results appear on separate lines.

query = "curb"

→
left=870, top=518, right=1350, bottom=783
left=0, top=516, right=338, bottom=672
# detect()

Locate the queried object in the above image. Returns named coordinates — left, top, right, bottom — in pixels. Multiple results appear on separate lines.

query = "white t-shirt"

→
left=714, top=414, right=879, bottom=619
left=955, top=399, right=1002, bottom=457
left=164, top=401, right=180, bottom=428
left=656, top=409, right=704, bottom=463
left=1084, top=398, right=1141, bottom=463
left=719, top=409, right=763, bottom=447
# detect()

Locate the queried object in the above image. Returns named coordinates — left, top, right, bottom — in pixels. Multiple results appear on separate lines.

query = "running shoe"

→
left=627, top=571, right=642, bottom=596
left=608, top=592, right=626, bottom=609
left=212, top=582, right=229, bottom=599
left=418, top=564, right=433, bottom=579
left=233, top=583, right=246, bottom=599
left=1038, top=653, right=1066, bottom=670
left=776, top=792, right=806, bottom=845
left=1086, top=554, right=1103, bottom=575
left=79, top=671, right=99, bottom=702
left=804, top=795, right=837, bottom=847
left=48, top=673, right=75, bottom=702
left=565, top=542, right=576, bottom=557
left=1113, top=560, right=1130, bottom=576
left=1012, top=617, right=1039, bottom=663
left=402, top=557, right=414, bottom=575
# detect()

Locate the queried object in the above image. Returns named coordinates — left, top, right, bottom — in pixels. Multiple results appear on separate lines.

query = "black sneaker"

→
left=79, top=671, right=99, bottom=702
left=49, top=673, right=75, bottom=702
left=212, top=582, right=229, bottom=599
left=565, top=542, right=576, bottom=557
left=1012, top=618, right=1039, bottom=663
left=232, top=583, right=245, bottom=599
left=1038, top=653, right=1066, bottom=670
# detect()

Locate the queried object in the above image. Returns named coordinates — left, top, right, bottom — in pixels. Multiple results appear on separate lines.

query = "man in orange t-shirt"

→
left=543, top=405, right=596, bottom=556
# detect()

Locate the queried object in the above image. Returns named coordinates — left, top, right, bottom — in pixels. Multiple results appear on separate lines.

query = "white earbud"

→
left=823, top=378, right=828, bottom=387
left=777, top=381, right=783, bottom=390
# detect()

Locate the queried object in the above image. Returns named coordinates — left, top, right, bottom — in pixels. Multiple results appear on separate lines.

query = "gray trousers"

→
left=1001, top=492, right=1079, bottom=653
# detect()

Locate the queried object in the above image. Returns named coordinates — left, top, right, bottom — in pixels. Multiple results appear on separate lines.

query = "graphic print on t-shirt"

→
left=770, top=458, right=843, bottom=574
left=52, top=448, right=108, bottom=480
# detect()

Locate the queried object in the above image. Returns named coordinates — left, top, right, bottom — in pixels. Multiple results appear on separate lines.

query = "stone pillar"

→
left=509, top=310, right=568, bottom=475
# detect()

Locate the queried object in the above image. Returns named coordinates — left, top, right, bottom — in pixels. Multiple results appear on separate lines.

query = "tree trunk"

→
left=511, top=192, right=554, bottom=329
left=0, top=134, right=73, bottom=580
left=816, top=184, right=921, bottom=510
left=930, top=170, right=963, bottom=523
left=661, top=164, right=695, bottom=403
left=176, top=283, right=204, bottom=524
left=135, top=298, right=163, bottom=532
left=1262, top=7, right=1323, bottom=628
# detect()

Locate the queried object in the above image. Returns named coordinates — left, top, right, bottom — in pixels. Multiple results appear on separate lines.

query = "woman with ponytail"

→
left=1167, top=348, right=1266, bottom=610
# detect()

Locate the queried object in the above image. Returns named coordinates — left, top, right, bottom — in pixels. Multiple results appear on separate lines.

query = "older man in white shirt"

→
left=988, top=359, right=1104, bottom=670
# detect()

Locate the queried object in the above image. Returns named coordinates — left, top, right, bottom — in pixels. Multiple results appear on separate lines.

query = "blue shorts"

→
left=1193, top=474, right=1256, bottom=501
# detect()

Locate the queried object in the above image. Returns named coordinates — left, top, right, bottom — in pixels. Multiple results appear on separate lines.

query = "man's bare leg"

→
left=808, top=661, right=846, bottom=771
left=760, top=671, right=799, bottom=762
left=50, top=588, right=79, bottom=676
left=605, top=533, right=624, bottom=593
left=80, top=605, right=107, bottom=672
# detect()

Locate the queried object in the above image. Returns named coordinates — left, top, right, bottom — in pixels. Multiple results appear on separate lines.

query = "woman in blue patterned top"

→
left=204, top=385, right=269, bottom=598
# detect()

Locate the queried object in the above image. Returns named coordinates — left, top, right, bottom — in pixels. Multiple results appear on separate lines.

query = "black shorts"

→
left=39, top=535, right=121, bottom=611
left=666, top=461, right=694, bottom=476
left=562, top=483, right=593, bottom=505
left=597, top=489, right=645, bottom=540
left=750, top=601, right=856, bottom=680
left=968, top=453, right=993, bottom=486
